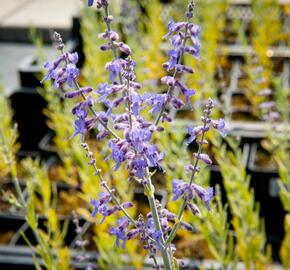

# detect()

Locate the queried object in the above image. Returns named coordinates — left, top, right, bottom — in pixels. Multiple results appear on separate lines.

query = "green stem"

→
left=145, top=172, right=172, bottom=270
left=165, top=117, right=208, bottom=246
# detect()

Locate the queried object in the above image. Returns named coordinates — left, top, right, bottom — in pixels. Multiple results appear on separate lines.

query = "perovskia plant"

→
left=41, top=1, right=227, bottom=269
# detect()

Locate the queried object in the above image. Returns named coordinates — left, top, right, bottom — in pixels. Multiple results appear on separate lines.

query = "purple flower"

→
left=187, top=126, right=202, bottom=144
left=175, top=64, right=194, bottom=74
left=171, top=33, right=183, bottom=47
left=194, top=153, right=212, bottom=165
left=191, top=185, right=214, bottom=211
left=217, top=119, right=227, bottom=137
left=168, top=49, right=180, bottom=69
left=187, top=202, right=200, bottom=215
left=126, top=129, right=152, bottom=152
left=110, top=217, right=130, bottom=249
left=152, top=230, right=163, bottom=249
left=180, top=221, right=194, bottom=232
left=116, top=42, right=131, bottom=55
left=172, top=179, right=189, bottom=201
left=72, top=118, right=87, bottom=141
left=172, top=179, right=214, bottom=211
left=41, top=56, right=64, bottom=82
left=164, top=20, right=187, bottom=40
left=144, top=94, right=165, bottom=114
left=189, top=24, right=201, bottom=36
left=145, top=144, right=164, bottom=167
left=211, top=119, right=227, bottom=137
left=108, top=140, right=125, bottom=170
left=184, top=45, right=200, bottom=60
left=258, top=101, right=276, bottom=109
left=72, top=96, right=93, bottom=118
left=105, top=59, right=124, bottom=82
left=127, top=228, right=140, bottom=240
left=96, top=82, right=112, bottom=102
left=131, top=158, right=147, bottom=179
left=64, top=87, right=93, bottom=99
left=175, top=80, right=195, bottom=102
left=66, top=52, right=79, bottom=64
left=66, top=63, right=79, bottom=88
left=88, top=0, right=94, bottom=6
left=169, top=96, right=184, bottom=109
left=90, top=192, right=111, bottom=217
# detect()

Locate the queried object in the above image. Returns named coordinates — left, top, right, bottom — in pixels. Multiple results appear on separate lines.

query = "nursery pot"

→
left=248, top=142, right=286, bottom=260
left=9, top=87, right=49, bottom=156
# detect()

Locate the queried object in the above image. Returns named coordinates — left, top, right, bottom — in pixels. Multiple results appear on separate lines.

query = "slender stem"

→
left=125, top=76, right=133, bottom=129
left=10, top=221, right=29, bottom=245
left=76, top=80, right=119, bottom=139
left=165, top=118, right=208, bottom=246
left=104, top=5, right=124, bottom=85
left=151, top=254, right=160, bottom=270
left=145, top=171, right=172, bottom=270
left=154, top=23, right=189, bottom=126
left=147, top=195, right=172, bottom=270
left=84, top=147, right=158, bottom=245
left=91, top=162, right=137, bottom=226
left=0, top=127, right=26, bottom=208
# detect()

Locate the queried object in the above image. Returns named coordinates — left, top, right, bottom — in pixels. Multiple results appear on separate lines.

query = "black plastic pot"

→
left=9, top=87, right=50, bottom=156
left=248, top=142, right=286, bottom=260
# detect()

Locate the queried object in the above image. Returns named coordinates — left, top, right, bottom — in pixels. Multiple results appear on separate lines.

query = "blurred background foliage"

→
left=0, top=0, right=289, bottom=269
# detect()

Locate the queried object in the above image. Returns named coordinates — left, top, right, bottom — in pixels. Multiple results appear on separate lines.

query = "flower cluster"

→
left=41, top=32, right=79, bottom=88
left=41, top=1, right=226, bottom=269
left=172, top=179, right=213, bottom=211
left=108, top=202, right=193, bottom=253
left=90, top=192, right=133, bottom=223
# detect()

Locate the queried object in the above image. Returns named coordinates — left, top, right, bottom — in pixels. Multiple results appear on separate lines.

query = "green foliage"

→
left=262, top=117, right=290, bottom=268
left=22, top=158, right=71, bottom=270
left=185, top=0, right=228, bottom=117
left=81, top=6, right=109, bottom=87
left=155, top=124, right=238, bottom=267
left=128, top=0, right=167, bottom=84
left=0, top=85, right=19, bottom=179
left=241, top=0, right=281, bottom=118
left=214, top=139, right=271, bottom=269
left=199, top=188, right=237, bottom=270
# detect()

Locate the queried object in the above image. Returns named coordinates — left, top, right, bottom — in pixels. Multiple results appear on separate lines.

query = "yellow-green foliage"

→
left=280, top=214, right=290, bottom=269
left=215, top=139, right=271, bottom=270
left=42, top=83, right=141, bottom=270
left=0, top=85, right=23, bottom=208
left=199, top=189, right=237, bottom=269
left=155, top=122, right=237, bottom=267
left=81, top=6, right=109, bottom=87
left=263, top=124, right=290, bottom=268
left=274, top=139, right=290, bottom=269
left=185, top=0, right=228, bottom=111
left=129, top=0, right=167, bottom=84
left=21, top=158, right=70, bottom=270
left=272, top=76, right=290, bottom=122
left=244, top=0, right=282, bottom=118
left=0, top=85, right=19, bottom=179
left=252, top=0, right=281, bottom=83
